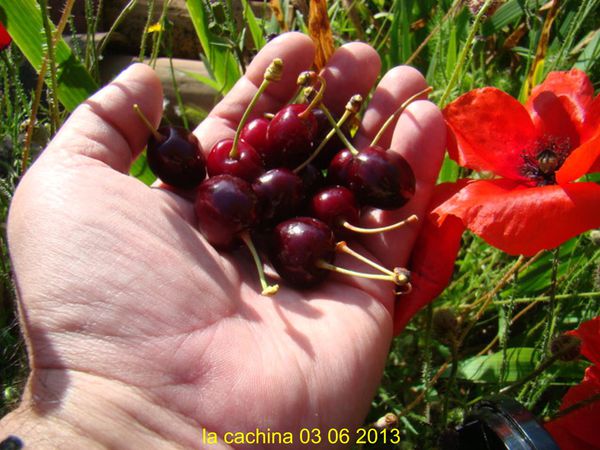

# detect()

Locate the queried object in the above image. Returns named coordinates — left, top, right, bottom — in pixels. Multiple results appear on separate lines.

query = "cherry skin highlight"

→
left=195, top=174, right=259, bottom=249
left=270, top=217, right=335, bottom=287
left=206, top=139, right=264, bottom=182
left=348, top=145, right=416, bottom=210
left=240, top=117, right=273, bottom=165
left=310, top=186, right=359, bottom=236
left=267, top=104, right=318, bottom=168
left=252, top=168, right=305, bottom=224
left=327, top=148, right=355, bottom=187
left=147, top=126, right=206, bottom=189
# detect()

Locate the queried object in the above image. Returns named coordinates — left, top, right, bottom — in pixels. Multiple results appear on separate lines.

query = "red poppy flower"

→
left=438, top=69, right=600, bottom=256
left=393, top=71, right=600, bottom=333
left=545, top=317, right=600, bottom=450
left=0, top=22, right=11, bottom=51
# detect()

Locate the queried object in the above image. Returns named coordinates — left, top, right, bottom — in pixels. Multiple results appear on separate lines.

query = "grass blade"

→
left=242, top=0, right=266, bottom=51
left=0, top=0, right=97, bottom=111
left=185, top=0, right=242, bottom=94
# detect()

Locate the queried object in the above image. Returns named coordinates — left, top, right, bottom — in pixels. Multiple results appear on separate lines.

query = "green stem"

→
left=293, top=94, right=362, bottom=173
left=320, top=105, right=359, bottom=155
left=148, top=0, right=171, bottom=68
left=342, top=214, right=418, bottom=234
left=543, top=248, right=560, bottom=356
left=38, top=0, right=60, bottom=133
left=316, top=261, right=397, bottom=284
left=230, top=58, right=283, bottom=158
left=240, top=232, right=279, bottom=296
left=493, top=291, right=600, bottom=305
left=166, top=19, right=189, bottom=130
left=138, top=0, right=156, bottom=61
left=335, top=241, right=396, bottom=277
left=442, top=338, right=459, bottom=426
left=95, top=0, right=138, bottom=69
left=22, top=0, right=76, bottom=173
left=438, top=0, right=496, bottom=107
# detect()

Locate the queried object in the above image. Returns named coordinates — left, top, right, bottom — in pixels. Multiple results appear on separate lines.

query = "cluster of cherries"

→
left=134, top=58, right=428, bottom=295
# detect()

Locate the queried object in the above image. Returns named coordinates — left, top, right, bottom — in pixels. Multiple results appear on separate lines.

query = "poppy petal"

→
left=557, top=134, right=600, bottom=183
left=434, top=179, right=600, bottom=256
left=582, top=94, right=600, bottom=143
left=526, top=69, right=594, bottom=144
left=443, top=88, right=537, bottom=181
left=545, top=366, right=600, bottom=449
left=571, top=317, right=600, bottom=366
left=393, top=182, right=467, bottom=335
left=545, top=423, right=597, bottom=450
left=0, top=23, right=10, bottom=51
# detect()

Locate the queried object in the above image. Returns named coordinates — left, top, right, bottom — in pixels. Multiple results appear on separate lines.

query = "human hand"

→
left=2, top=33, right=445, bottom=448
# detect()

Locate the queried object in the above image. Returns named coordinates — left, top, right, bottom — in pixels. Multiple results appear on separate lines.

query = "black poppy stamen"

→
left=537, top=149, right=560, bottom=174
left=520, top=137, right=571, bottom=186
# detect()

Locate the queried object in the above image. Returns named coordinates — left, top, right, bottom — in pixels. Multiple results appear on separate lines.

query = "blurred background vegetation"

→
left=0, top=0, right=599, bottom=448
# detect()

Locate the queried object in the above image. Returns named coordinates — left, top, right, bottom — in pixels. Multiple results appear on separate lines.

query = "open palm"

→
left=5, top=33, right=445, bottom=449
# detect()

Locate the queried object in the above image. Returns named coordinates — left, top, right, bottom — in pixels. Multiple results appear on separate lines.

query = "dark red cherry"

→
left=206, top=139, right=264, bottom=182
left=195, top=175, right=258, bottom=249
left=267, top=104, right=318, bottom=168
left=309, top=186, right=359, bottom=235
left=270, top=217, right=335, bottom=287
left=147, top=126, right=206, bottom=189
left=298, top=163, right=325, bottom=197
left=348, top=145, right=416, bottom=210
left=252, top=168, right=305, bottom=224
left=327, top=148, right=355, bottom=186
left=240, top=117, right=273, bottom=163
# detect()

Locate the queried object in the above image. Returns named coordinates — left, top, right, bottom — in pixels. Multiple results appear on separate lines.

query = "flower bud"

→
left=373, top=412, right=399, bottom=430
left=467, top=0, right=504, bottom=18
left=433, top=308, right=460, bottom=343
left=590, top=229, right=600, bottom=246
left=550, top=334, right=581, bottom=361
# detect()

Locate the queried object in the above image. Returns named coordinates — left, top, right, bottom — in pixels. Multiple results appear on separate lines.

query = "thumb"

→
left=46, top=63, right=163, bottom=174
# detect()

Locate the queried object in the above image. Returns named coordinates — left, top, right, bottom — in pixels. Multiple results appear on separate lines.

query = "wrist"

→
left=0, top=369, right=224, bottom=449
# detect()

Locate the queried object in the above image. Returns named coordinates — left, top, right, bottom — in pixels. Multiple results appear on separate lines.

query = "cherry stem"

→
left=298, top=73, right=326, bottom=120
left=240, top=231, right=280, bottom=296
left=320, top=103, right=360, bottom=155
left=335, top=241, right=395, bottom=276
left=288, top=71, right=315, bottom=105
left=133, top=103, right=164, bottom=142
left=316, top=260, right=400, bottom=284
left=342, top=214, right=418, bottom=234
left=231, top=58, right=283, bottom=159
left=333, top=241, right=410, bottom=286
left=370, top=86, right=433, bottom=148
left=293, top=94, right=363, bottom=173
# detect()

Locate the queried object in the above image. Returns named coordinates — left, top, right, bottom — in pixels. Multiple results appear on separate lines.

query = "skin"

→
left=0, top=33, right=445, bottom=449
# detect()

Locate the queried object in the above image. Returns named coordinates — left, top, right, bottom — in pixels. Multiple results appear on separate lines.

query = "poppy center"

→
left=520, top=137, right=571, bottom=186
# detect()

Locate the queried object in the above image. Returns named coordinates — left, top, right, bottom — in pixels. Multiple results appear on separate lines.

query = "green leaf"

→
left=130, top=152, right=156, bottom=186
left=485, top=0, right=525, bottom=34
left=180, top=69, right=222, bottom=92
left=0, top=0, right=97, bottom=111
left=445, top=25, right=458, bottom=81
left=437, top=155, right=460, bottom=183
left=242, top=0, right=266, bottom=51
left=185, top=0, right=242, bottom=94
left=457, top=347, right=537, bottom=383
left=574, top=29, right=600, bottom=72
